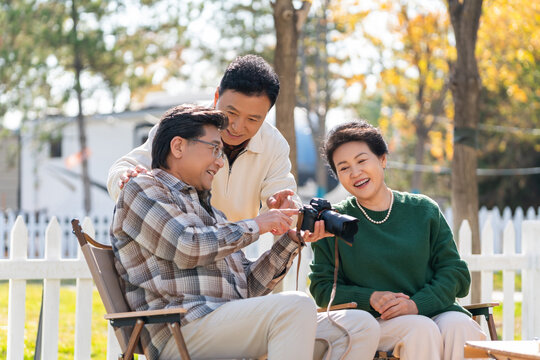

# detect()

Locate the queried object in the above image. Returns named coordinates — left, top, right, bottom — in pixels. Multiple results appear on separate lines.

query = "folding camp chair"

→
left=72, top=219, right=191, bottom=360
left=318, top=301, right=499, bottom=359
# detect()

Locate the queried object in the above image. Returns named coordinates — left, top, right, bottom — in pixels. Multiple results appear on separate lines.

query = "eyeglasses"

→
left=192, top=139, right=225, bottom=159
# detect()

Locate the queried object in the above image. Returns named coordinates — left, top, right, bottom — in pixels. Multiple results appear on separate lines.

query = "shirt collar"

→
left=152, top=168, right=212, bottom=201
left=244, top=123, right=264, bottom=154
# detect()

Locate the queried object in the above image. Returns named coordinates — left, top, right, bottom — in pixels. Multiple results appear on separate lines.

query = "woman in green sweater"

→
left=309, top=121, right=485, bottom=360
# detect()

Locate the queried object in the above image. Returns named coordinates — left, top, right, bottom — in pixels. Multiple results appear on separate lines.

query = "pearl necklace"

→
left=355, top=190, right=394, bottom=224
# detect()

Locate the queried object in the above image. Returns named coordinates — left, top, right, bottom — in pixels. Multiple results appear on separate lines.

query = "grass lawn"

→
left=491, top=270, right=522, bottom=339
left=0, top=280, right=109, bottom=359
left=492, top=301, right=522, bottom=340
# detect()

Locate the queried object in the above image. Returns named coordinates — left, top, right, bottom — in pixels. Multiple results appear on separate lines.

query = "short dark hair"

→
left=218, top=55, right=280, bottom=108
left=151, top=104, right=228, bottom=170
left=323, top=121, right=389, bottom=176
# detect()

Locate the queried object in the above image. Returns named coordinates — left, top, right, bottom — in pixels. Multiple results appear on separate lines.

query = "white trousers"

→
left=377, top=311, right=487, bottom=360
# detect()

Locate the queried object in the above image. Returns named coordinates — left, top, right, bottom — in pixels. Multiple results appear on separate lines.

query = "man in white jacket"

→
left=107, top=55, right=300, bottom=225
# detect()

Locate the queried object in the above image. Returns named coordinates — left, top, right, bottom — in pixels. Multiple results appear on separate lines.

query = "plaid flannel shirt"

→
left=110, top=169, right=300, bottom=360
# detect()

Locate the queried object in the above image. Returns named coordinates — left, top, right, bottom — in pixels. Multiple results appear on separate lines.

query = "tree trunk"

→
left=447, top=0, right=483, bottom=304
left=272, top=0, right=311, bottom=179
left=272, top=0, right=310, bottom=293
left=297, top=1, right=328, bottom=196
left=72, top=0, right=91, bottom=214
left=411, top=131, right=427, bottom=192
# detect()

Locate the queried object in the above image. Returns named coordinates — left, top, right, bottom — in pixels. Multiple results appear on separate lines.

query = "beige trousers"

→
left=377, top=311, right=486, bottom=360
left=159, top=293, right=381, bottom=360
left=315, top=309, right=380, bottom=360
left=159, top=291, right=317, bottom=360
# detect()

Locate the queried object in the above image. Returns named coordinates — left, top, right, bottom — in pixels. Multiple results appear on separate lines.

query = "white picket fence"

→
left=0, top=211, right=112, bottom=259
left=456, top=218, right=540, bottom=340
left=1, top=206, right=538, bottom=260
left=1, top=216, right=540, bottom=359
left=0, top=217, right=121, bottom=360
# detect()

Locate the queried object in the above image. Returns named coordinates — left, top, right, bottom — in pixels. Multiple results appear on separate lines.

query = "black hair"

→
left=218, top=55, right=280, bottom=108
left=151, top=104, right=228, bottom=170
left=323, top=120, right=389, bottom=176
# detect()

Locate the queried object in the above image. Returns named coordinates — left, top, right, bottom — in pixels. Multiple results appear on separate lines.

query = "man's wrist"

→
left=287, top=229, right=305, bottom=247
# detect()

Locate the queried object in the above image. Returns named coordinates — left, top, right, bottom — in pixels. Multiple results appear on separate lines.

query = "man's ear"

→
left=170, top=136, right=185, bottom=159
left=213, top=87, right=220, bottom=107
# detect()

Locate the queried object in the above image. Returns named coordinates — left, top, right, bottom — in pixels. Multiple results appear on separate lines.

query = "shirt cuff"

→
left=238, top=219, right=259, bottom=235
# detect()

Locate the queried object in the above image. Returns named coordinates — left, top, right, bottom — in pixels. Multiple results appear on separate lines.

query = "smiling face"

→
left=167, top=125, right=225, bottom=191
left=214, top=89, right=271, bottom=146
left=333, top=141, right=388, bottom=207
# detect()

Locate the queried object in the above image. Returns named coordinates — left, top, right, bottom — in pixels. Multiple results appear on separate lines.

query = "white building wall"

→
left=21, top=110, right=163, bottom=217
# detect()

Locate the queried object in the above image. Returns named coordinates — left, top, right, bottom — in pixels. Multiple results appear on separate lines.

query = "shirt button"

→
left=249, top=228, right=253, bottom=232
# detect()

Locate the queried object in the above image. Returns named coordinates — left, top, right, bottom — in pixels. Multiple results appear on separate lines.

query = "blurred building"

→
left=0, top=130, right=20, bottom=211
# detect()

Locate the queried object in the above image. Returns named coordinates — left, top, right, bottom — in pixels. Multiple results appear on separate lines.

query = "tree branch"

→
left=296, top=0, right=312, bottom=33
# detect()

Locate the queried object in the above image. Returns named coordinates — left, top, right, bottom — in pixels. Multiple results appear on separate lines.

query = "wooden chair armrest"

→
left=317, top=302, right=357, bottom=313
left=105, top=307, right=187, bottom=320
left=463, top=302, right=499, bottom=311
left=463, top=302, right=500, bottom=341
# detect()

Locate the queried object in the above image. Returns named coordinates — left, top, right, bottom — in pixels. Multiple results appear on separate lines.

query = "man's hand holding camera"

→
left=254, top=209, right=297, bottom=236
left=253, top=209, right=331, bottom=244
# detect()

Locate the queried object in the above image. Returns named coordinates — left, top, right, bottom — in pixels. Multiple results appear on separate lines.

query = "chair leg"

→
left=169, top=322, right=192, bottom=360
left=486, top=314, right=498, bottom=341
left=123, top=319, right=145, bottom=360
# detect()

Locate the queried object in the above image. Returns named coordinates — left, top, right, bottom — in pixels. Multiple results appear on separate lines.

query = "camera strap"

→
left=294, top=212, right=307, bottom=292
left=316, top=237, right=353, bottom=360
left=293, top=218, right=352, bottom=360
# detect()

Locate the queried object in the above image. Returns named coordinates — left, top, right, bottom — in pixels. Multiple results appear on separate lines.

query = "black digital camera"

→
left=299, top=198, right=359, bottom=243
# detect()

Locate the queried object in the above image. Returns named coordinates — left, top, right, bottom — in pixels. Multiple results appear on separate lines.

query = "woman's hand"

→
left=370, top=291, right=418, bottom=320
left=379, top=297, right=418, bottom=320
left=301, top=220, right=333, bottom=243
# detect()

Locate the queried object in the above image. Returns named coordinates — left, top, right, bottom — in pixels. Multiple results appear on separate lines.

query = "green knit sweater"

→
left=309, top=191, right=471, bottom=318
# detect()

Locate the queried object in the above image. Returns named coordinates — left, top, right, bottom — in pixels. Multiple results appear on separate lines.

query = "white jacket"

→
left=107, top=121, right=301, bottom=222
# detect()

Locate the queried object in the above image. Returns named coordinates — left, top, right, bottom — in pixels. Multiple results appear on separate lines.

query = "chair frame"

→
left=72, top=219, right=191, bottom=360
left=318, top=301, right=500, bottom=359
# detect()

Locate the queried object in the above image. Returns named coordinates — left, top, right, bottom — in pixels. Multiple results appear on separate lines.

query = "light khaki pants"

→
left=377, top=311, right=486, bottom=360
left=159, top=291, right=317, bottom=360
left=315, top=309, right=380, bottom=360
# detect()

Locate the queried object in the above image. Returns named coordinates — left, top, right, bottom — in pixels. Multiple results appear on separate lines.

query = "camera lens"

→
left=320, top=210, right=358, bottom=243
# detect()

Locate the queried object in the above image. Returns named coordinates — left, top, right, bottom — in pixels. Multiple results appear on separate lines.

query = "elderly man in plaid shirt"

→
left=111, top=105, right=378, bottom=360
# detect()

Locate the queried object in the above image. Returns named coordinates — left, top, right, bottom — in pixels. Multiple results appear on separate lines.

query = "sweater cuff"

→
left=348, top=287, right=376, bottom=313
left=411, top=293, right=436, bottom=316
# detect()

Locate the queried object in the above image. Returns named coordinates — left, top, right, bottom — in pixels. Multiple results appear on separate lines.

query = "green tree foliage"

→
left=476, top=0, right=540, bottom=209
left=297, top=0, right=370, bottom=193
left=197, top=0, right=275, bottom=67
left=0, top=1, right=54, bottom=122
left=0, top=0, right=190, bottom=212
left=358, top=1, right=454, bottom=197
